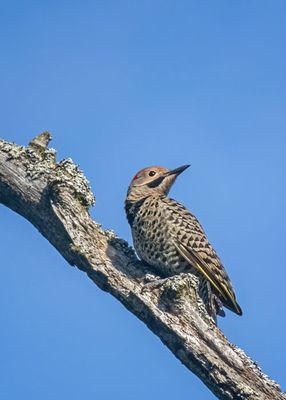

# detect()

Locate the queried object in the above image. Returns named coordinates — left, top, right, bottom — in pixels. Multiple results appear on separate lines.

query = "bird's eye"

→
left=149, top=170, right=156, bottom=177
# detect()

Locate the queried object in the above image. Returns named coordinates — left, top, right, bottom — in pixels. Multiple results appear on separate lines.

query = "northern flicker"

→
left=125, top=165, right=242, bottom=317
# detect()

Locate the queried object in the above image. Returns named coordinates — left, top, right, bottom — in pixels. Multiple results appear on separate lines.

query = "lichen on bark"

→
left=0, top=133, right=285, bottom=400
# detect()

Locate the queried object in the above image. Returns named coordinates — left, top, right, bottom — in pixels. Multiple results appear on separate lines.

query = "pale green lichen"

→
left=0, top=138, right=56, bottom=180
left=232, top=346, right=283, bottom=393
left=0, top=137, right=95, bottom=208
left=52, top=158, right=95, bottom=208
left=93, top=224, right=136, bottom=260
left=0, top=140, right=25, bottom=159
left=106, top=230, right=137, bottom=260
left=155, top=273, right=213, bottom=322
left=26, top=147, right=56, bottom=180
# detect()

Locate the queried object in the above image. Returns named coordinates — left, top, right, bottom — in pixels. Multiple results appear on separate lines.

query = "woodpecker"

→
left=125, top=165, right=242, bottom=317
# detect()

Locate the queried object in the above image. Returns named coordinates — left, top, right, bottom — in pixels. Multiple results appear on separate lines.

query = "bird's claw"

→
left=141, top=276, right=169, bottom=293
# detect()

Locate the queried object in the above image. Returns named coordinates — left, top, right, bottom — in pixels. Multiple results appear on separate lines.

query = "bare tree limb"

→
left=0, top=133, right=284, bottom=400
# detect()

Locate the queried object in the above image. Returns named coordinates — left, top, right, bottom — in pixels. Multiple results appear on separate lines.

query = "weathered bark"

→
left=0, top=133, right=284, bottom=400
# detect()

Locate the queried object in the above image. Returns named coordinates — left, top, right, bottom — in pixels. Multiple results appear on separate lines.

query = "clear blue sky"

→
left=0, top=1, right=285, bottom=399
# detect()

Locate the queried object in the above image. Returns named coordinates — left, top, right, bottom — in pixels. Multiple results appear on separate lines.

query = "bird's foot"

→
left=141, top=273, right=216, bottom=325
left=141, top=273, right=191, bottom=294
left=141, top=274, right=168, bottom=292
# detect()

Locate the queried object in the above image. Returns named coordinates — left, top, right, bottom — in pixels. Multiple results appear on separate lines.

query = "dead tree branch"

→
left=0, top=133, right=284, bottom=400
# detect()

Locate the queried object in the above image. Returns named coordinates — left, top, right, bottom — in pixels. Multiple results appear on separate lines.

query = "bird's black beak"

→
left=166, top=164, right=190, bottom=177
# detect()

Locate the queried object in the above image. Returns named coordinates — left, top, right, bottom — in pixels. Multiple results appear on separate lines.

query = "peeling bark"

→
left=0, top=133, right=285, bottom=400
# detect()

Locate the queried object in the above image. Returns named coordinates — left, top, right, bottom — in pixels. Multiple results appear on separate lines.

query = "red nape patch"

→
left=131, top=174, right=138, bottom=183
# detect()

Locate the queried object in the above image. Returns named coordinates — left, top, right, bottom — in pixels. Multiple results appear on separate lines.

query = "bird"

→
left=125, top=165, right=242, bottom=318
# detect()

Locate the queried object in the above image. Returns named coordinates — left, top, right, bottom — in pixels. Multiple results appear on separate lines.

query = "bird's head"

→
left=126, top=165, right=190, bottom=203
